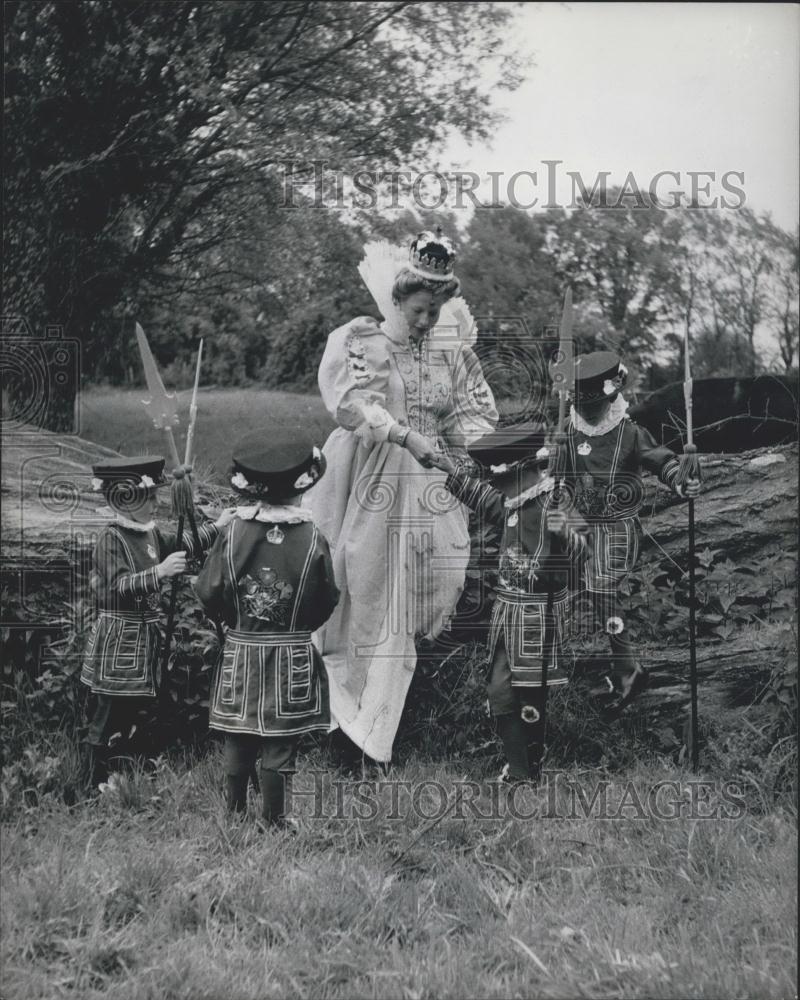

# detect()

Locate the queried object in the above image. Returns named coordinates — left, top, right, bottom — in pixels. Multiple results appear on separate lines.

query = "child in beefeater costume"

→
left=194, top=428, right=338, bottom=826
left=562, top=351, right=700, bottom=714
left=429, top=423, right=590, bottom=782
left=81, top=456, right=233, bottom=787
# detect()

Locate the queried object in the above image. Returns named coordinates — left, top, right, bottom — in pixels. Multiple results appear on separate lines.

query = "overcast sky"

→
left=442, top=2, right=799, bottom=232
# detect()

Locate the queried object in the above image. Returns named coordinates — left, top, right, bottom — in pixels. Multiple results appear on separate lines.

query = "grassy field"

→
left=8, top=385, right=794, bottom=998
left=76, top=386, right=531, bottom=483
left=78, top=387, right=336, bottom=484
left=2, top=735, right=796, bottom=1000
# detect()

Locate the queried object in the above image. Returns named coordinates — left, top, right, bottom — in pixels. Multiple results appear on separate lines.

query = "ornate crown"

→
left=408, top=227, right=456, bottom=281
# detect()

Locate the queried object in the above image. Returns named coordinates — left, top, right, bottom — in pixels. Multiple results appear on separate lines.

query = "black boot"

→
left=83, top=744, right=108, bottom=790
left=225, top=773, right=249, bottom=813
left=495, top=713, right=531, bottom=782
left=602, top=633, right=649, bottom=719
left=519, top=691, right=546, bottom=783
left=259, top=768, right=289, bottom=826
left=527, top=741, right=544, bottom=783
left=328, top=728, right=369, bottom=776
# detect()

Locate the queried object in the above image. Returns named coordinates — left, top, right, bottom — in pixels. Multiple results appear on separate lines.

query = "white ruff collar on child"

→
left=570, top=394, right=629, bottom=437
left=504, top=475, right=556, bottom=511
left=235, top=504, right=313, bottom=524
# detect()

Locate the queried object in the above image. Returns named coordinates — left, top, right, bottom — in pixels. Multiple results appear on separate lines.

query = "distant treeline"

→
left=5, top=3, right=798, bottom=428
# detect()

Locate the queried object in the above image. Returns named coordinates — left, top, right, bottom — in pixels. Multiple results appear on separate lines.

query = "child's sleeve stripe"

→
left=117, top=566, right=161, bottom=597
left=660, top=457, right=680, bottom=488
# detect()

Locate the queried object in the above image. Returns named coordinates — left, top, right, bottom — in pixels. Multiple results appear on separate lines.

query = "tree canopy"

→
left=4, top=0, right=523, bottom=400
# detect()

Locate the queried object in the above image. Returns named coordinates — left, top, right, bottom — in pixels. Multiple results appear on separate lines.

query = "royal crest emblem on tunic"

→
left=577, top=472, right=607, bottom=517
left=499, top=544, right=537, bottom=592
left=577, top=441, right=592, bottom=456
left=146, top=543, right=157, bottom=560
left=241, top=567, right=294, bottom=625
left=266, top=526, right=285, bottom=545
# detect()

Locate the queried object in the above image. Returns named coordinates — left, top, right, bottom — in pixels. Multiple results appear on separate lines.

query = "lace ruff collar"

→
left=235, top=504, right=313, bottom=524
left=504, top=475, right=556, bottom=511
left=570, top=394, right=629, bottom=437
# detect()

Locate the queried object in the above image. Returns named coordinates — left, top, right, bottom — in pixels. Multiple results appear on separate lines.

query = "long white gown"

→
left=304, top=312, right=497, bottom=761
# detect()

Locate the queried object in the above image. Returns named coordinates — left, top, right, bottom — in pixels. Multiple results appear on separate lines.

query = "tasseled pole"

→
left=541, top=287, right=573, bottom=770
left=159, top=466, right=191, bottom=709
left=675, top=325, right=703, bottom=771
left=541, top=394, right=567, bottom=758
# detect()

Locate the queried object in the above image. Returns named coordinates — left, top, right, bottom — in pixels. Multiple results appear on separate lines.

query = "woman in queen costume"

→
left=304, top=229, right=498, bottom=764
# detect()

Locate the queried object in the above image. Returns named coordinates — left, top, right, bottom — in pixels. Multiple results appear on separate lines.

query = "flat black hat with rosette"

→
left=573, top=351, right=628, bottom=404
left=230, top=428, right=326, bottom=501
left=90, top=455, right=168, bottom=494
left=467, top=420, right=549, bottom=471
left=467, top=420, right=552, bottom=497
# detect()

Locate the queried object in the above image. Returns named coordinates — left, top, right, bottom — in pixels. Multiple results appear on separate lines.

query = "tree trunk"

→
left=578, top=442, right=798, bottom=726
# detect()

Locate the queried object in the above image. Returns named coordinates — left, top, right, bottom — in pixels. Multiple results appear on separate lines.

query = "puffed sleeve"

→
left=317, top=317, right=396, bottom=443
left=440, top=343, right=498, bottom=451
left=633, top=423, right=681, bottom=489
left=193, top=524, right=236, bottom=628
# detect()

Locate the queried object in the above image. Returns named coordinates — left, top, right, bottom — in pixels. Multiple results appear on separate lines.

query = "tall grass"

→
left=1, top=743, right=796, bottom=1000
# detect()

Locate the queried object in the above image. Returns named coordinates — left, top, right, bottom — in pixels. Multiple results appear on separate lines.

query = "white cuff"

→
left=354, top=402, right=396, bottom=445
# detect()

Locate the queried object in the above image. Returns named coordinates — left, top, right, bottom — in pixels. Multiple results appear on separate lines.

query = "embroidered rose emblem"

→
left=507, top=512, right=519, bottom=527
left=146, top=544, right=157, bottom=560
left=603, top=379, right=616, bottom=396
left=231, top=472, right=251, bottom=490
left=241, top=569, right=294, bottom=624
left=577, top=442, right=592, bottom=456
left=606, top=616, right=625, bottom=635
left=139, top=475, right=155, bottom=488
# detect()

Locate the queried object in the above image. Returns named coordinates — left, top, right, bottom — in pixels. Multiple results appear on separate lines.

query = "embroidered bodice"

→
left=317, top=316, right=498, bottom=452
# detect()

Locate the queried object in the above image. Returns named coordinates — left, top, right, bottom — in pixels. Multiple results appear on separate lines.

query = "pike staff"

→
left=542, top=288, right=574, bottom=751
left=136, top=328, right=220, bottom=704
left=177, top=341, right=227, bottom=651
left=675, top=323, right=703, bottom=771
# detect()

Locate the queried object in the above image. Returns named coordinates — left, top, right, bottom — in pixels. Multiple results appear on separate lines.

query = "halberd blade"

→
left=136, top=323, right=179, bottom=431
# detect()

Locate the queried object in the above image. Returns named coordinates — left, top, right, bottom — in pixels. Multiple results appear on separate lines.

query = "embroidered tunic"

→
left=445, top=466, right=588, bottom=687
left=81, top=519, right=218, bottom=697
left=195, top=509, right=338, bottom=737
left=303, top=315, right=498, bottom=761
left=562, top=404, right=679, bottom=595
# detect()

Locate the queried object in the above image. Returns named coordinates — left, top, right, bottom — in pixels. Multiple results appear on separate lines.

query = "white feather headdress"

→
left=357, top=239, right=478, bottom=347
